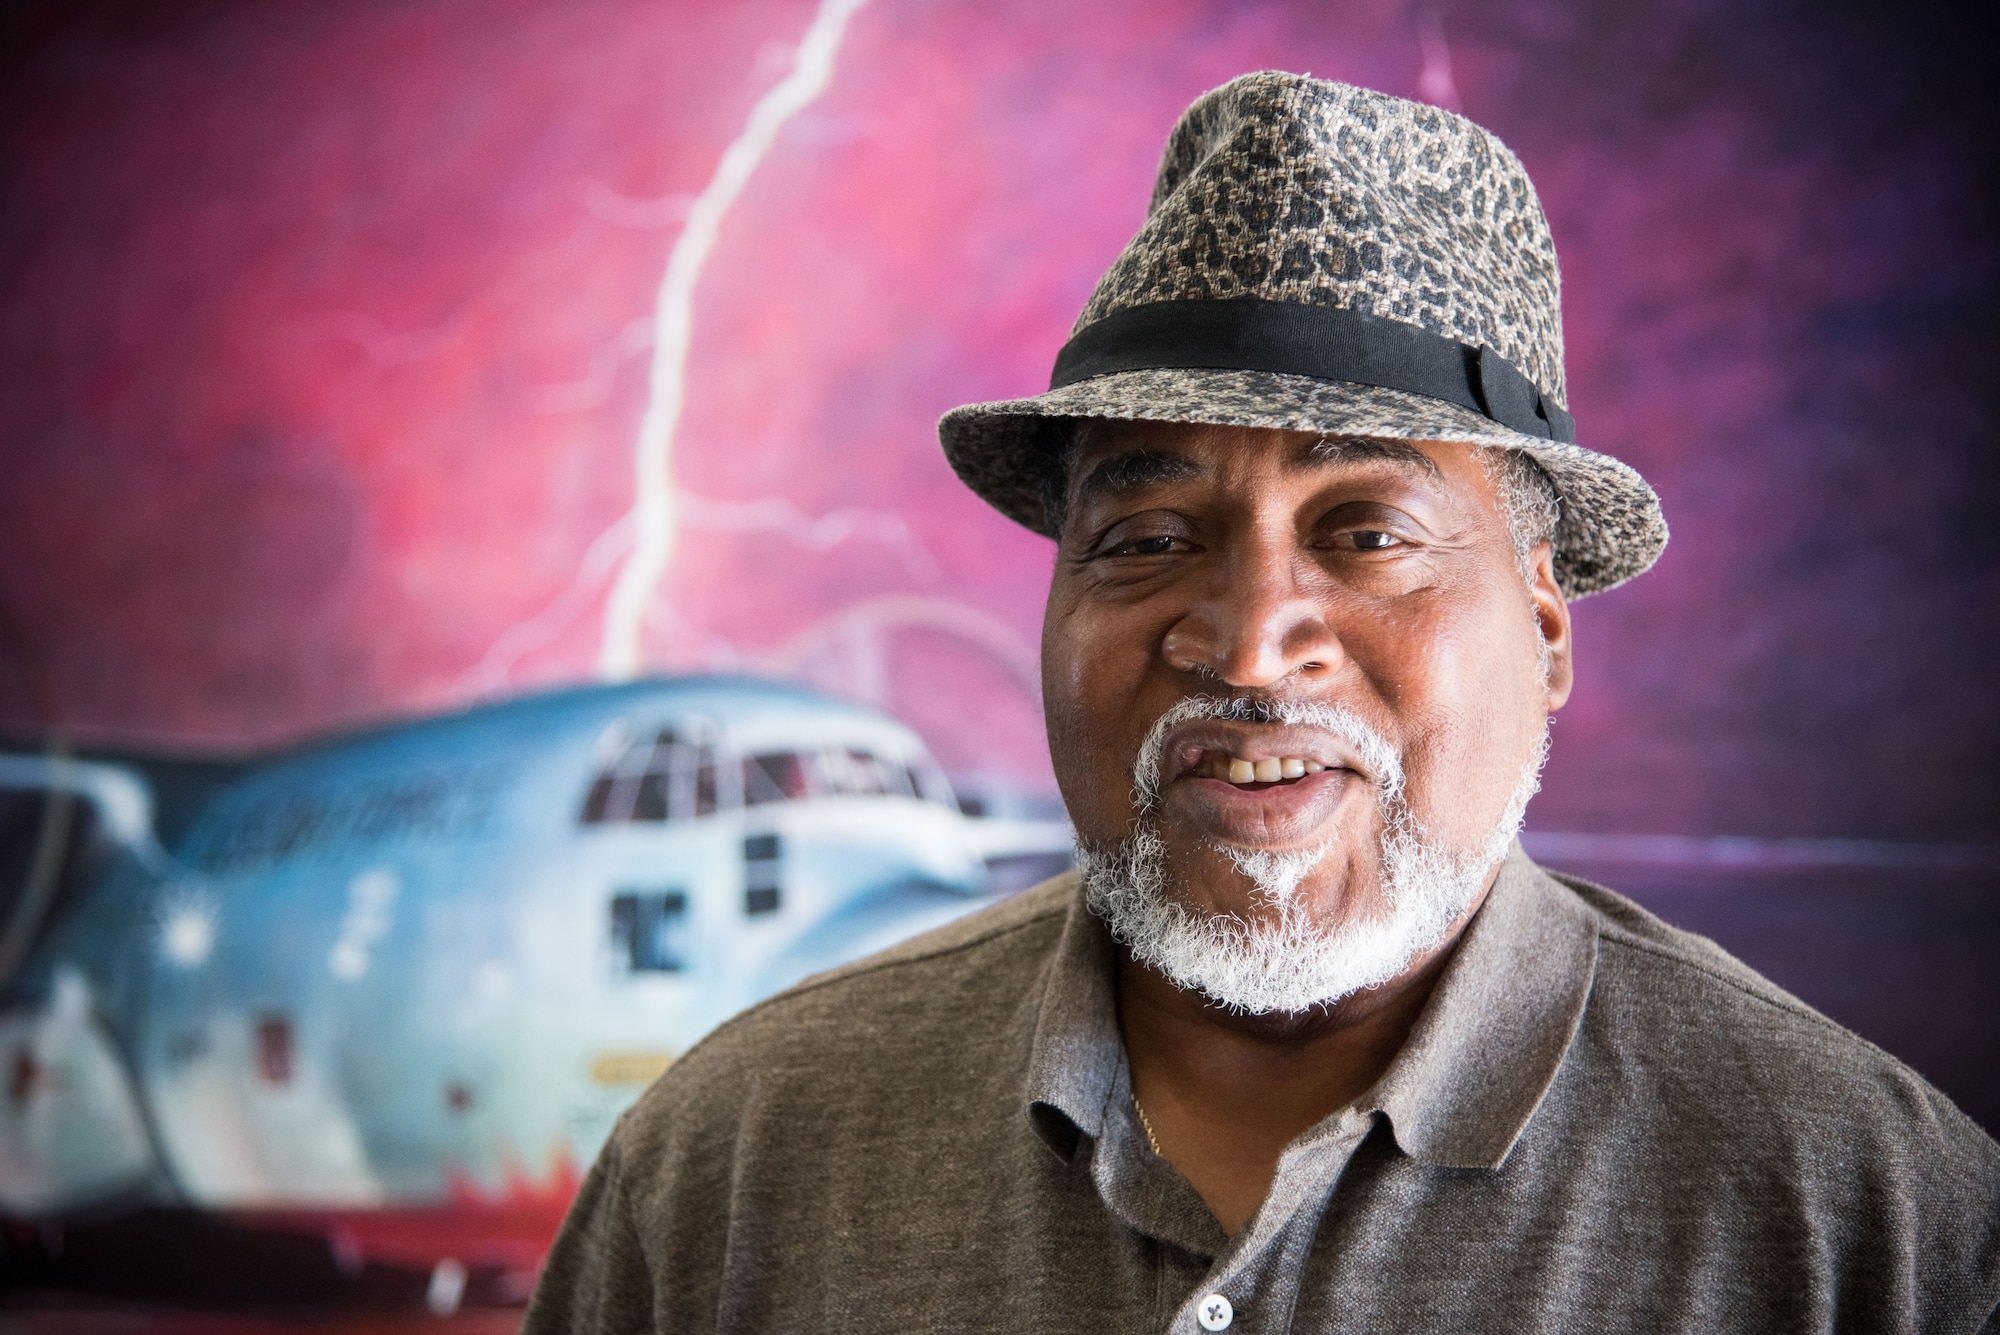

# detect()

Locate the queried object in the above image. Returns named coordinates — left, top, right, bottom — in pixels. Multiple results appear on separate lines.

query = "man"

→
left=527, top=73, right=2000, bottom=1332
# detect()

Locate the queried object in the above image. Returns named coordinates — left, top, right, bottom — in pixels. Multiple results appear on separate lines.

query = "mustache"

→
left=1129, top=694, right=1405, bottom=815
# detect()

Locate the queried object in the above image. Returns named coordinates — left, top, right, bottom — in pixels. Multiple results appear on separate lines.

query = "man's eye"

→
left=1346, top=530, right=1401, bottom=551
left=1114, top=535, right=1182, bottom=556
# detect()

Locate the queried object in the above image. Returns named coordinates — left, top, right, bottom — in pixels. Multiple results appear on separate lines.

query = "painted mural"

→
left=0, top=678, right=1071, bottom=1314
left=0, top=0, right=1994, bottom=1325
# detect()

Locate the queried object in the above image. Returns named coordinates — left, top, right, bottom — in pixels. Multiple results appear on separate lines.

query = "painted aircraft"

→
left=0, top=676, right=1070, bottom=1289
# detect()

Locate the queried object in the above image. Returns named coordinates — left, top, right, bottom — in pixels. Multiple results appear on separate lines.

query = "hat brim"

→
left=938, top=367, right=1666, bottom=598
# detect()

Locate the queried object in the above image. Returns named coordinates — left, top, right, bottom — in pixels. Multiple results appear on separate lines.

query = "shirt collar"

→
left=1021, top=845, right=1598, bottom=1171
left=1023, top=876, right=1123, bottom=1160
left=1362, top=845, right=1599, bottom=1169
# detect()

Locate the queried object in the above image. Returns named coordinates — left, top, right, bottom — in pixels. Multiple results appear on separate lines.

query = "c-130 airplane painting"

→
left=0, top=677, right=1070, bottom=1303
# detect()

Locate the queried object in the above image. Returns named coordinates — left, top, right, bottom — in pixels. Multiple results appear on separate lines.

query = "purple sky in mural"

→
left=1, top=0, right=1995, bottom=841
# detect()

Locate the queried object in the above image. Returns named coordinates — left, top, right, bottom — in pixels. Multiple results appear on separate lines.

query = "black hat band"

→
left=1050, top=298, right=1576, bottom=445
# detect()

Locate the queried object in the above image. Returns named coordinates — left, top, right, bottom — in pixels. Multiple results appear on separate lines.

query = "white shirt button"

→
left=1197, top=1293, right=1234, bottom=1331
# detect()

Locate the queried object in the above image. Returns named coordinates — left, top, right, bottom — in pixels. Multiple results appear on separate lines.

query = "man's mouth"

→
left=1184, top=748, right=1334, bottom=789
left=1146, top=719, right=1381, bottom=847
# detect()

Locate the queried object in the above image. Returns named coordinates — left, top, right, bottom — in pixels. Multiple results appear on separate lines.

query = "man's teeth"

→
left=1205, top=754, right=1328, bottom=784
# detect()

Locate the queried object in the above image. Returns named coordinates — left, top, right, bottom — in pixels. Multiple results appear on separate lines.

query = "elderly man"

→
left=527, top=73, right=2000, bottom=1332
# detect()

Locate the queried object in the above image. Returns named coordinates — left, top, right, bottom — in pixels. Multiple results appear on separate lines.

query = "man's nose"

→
left=1159, top=544, right=1343, bottom=688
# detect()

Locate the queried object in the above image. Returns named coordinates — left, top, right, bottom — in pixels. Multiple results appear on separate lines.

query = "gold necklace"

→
left=1132, top=1092, right=1163, bottom=1156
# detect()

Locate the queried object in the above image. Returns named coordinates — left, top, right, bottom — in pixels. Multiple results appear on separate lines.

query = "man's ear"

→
left=1530, top=541, right=1574, bottom=711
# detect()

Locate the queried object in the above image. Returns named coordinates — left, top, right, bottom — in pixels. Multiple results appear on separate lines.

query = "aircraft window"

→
left=610, top=891, right=689, bottom=972
left=835, top=749, right=882, bottom=795
left=814, top=747, right=917, bottom=799
left=254, top=1014, right=293, bottom=1085
left=1, top=787, right=110, bottom=968
left=913, top=762, right=955, bottom=807
left=632, top=773, right=669, bottom=822
left=580, top=776, right=616, bottom=823
left=582, top=729, right=720, bottom=824
left=865, top=749, right=916, bottom=797
left=582, top=729, right=946, bottom=819
left=742, top=753, right=810, bottom=806
left=694, top=763, right=718, bottom=817
left=743, top=834, right=781, bottom=915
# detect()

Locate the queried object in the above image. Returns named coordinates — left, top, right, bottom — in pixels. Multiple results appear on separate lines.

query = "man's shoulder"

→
left=1544, top=866, right=1998, bottom=1163
left=616, top=876, right=1074, bottom=1140
left=773, top=872, right=1077, bottom=1005
left=1552, top=868, right=1833, bottom=1022
left=720, top=871, right=1075, bottom=1045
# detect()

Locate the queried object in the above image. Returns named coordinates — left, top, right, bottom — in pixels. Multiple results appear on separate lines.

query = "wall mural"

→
left=0, top=0, right=1994, bottom=1325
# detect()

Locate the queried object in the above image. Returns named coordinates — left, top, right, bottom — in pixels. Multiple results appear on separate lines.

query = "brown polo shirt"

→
left=525, top=849, right=2000, bottom=1333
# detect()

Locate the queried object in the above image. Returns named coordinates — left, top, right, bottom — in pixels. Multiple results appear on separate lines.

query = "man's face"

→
left=1042, top=421, right=1573, bottom=988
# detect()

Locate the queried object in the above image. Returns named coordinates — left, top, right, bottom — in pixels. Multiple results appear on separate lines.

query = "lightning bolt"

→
left=460, top=493, right=941, bottom=696
left=597, top=0, right=872, bottom=681
left=463, top=514, right=636, bottom=695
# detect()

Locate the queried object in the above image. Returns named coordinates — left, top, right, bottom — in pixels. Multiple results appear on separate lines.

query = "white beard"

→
left=1079, top=696, right=1548, bottom=1015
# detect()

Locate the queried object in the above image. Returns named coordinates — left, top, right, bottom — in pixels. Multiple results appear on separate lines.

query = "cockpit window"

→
left=747, top=747, right=922, bottom=804
left=742, top=753, right=810, bottom=806
left=580, top=721, right=951, bottom=824
left=581, top=728, right=718, bottom=824
left=822, top=748, right=915, bottom=798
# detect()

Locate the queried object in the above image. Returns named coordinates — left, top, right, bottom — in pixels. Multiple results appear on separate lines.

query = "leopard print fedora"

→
left=938, top=71, right=1667, bottom=597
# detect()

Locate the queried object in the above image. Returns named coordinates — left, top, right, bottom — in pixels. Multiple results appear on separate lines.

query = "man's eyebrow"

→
left=1304, top=435, right=1442, bottom=476
left=1071, top=449, right=1205, bottom=507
